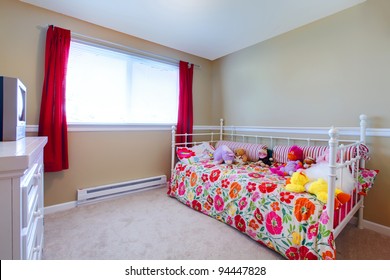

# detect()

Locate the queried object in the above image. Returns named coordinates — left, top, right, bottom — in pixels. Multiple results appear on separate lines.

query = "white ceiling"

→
left=22, top=0, right=366, bottom=60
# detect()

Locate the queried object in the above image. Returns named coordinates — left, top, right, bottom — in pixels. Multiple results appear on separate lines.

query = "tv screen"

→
left=17, top=82, right=26, bottom=123
left=0, top=76, right=27, bottom=141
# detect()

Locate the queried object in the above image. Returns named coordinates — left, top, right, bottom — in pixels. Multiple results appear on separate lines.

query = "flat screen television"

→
left=0, top=76, right=27, bottom=141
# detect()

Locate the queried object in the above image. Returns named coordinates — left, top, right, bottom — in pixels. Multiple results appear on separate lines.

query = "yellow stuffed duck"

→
left=285, top=163, right=353, bottom=209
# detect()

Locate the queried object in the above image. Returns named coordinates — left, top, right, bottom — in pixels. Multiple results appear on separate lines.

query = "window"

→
left=66, top=41, right=179, bottom=124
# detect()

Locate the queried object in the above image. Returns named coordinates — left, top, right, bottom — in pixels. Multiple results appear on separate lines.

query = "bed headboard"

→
left=171, top=115, right=368, bottom=171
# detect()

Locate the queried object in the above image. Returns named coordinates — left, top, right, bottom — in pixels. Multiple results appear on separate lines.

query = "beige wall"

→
left=213, top=0, right=390, bottom=227
left=0, top=0, right=214, bottom=206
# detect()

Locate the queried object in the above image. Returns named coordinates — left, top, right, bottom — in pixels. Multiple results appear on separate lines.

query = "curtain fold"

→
left=176, top=61, right=194, bottom=144
left=38, top=25, right=71, bottom=172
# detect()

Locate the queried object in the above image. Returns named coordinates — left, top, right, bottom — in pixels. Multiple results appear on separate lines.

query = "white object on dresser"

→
left=0, top=137, right=47, bottom=260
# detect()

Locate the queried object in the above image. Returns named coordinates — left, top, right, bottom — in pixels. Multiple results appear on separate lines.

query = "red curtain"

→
left=38, top=26, right=71, bottom=172
left=176, top=61, right=194, bottom=144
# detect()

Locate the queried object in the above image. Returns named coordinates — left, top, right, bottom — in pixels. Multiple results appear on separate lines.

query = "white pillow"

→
left=176, top=142, right=215, bottom=164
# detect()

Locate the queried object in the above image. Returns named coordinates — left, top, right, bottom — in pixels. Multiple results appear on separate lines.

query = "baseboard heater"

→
left=77, top=175, right=167, bottom=205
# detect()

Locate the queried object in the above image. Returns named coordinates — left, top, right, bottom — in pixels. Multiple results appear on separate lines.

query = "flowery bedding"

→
left=168, top=161, right=337, bottom=260
left=168, top=158, right=379, bottom=260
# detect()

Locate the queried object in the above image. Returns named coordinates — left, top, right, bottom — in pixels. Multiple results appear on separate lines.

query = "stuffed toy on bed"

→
left=270, top=145, right=303, bottom=176
left=213, top=145, right=235, bottom=165
left=256, top=148, right=274, bottom=167
left=285, top=162, right=354, bottom=209
left=234, top=148, right=249, bottom=164
left=303, top=156, right=316, bottom=169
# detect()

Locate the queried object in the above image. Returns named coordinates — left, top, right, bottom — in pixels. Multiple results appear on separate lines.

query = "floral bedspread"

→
left=168, top=161, right=336, bottom=260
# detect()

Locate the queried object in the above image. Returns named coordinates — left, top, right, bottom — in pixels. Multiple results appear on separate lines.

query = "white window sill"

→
left=26, top=123, right=174, bottom=132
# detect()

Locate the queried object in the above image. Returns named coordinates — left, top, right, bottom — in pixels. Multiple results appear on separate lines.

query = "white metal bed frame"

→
left=171, top=115, right=368, bottom=238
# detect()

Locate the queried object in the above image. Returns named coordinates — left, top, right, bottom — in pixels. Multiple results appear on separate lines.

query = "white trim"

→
left=367, top=128, right=390, bottom=137
left=349, top=217, right=390, bottom=237
left=362, top=219, right=390, bottom=236
left=27, top=124, right=390, bottom=136
left=27, top=124, right=173, bottom=132
left=68, top=123, right=173, bottom=132
left=220, top=126, right=390, bottom=138
left=194, top=125, right=221, bottom=131
left=26, top=125, right=38, bottom=133
left=44, top=201, right=77, bottom=215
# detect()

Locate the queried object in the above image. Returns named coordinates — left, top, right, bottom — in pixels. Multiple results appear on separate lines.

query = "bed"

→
left=167, top=115, right=379, bottom=260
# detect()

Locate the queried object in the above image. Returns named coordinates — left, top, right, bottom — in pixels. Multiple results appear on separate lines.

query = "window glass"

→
left=66, top=41, right=179, bottom=124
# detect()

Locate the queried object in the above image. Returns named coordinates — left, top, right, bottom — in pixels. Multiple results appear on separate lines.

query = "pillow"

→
left=176, top=142, right=215, bottom=164
left=316, top=144, right=370, bottom=164
left=341, top=143, right=370, bottom=161
left=272, top=145, right=327, bottom=163
left=358, top=168, right=379, bottom=196
left=272, top=146, right=292, bottom=163
left=272, top=144, right=370, bottom=164
left=215, top=140, right=267, bottom=162
left=302, top=146, right=329, bottom=162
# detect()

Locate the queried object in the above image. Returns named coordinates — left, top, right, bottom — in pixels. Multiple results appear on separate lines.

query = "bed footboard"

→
left=329, top=115, right=368, bottom=237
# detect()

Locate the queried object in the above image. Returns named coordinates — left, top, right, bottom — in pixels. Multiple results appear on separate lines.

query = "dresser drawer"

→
left=32, top=216, right=44, bottom=260
left=23, top=211, right=43, bottom=260
left=20, top=160, right=44, bottom=259
left=21, top=163, right=40, bottom=228
left=0, top=137, right=47, bottom=260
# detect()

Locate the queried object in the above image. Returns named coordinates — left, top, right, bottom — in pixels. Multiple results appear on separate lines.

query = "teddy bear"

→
left=285, top=162, right=354, bottom=209
left=256, top=148, right=274, bottom=167
left=303, top=156, right=316, bottom=169
left=213, top=145, right=235, bottom=164
left=270, top=145, right=303, bottom=176
left=234, top=148, right=248, bottom=164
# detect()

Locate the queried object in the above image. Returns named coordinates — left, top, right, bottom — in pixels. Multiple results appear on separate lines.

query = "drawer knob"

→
left=33, top=246, right=41, bottom=253
left=34, top=210, right=43, bottom=218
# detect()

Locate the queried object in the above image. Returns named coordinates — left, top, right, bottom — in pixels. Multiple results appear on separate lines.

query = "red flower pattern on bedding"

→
left=254, top=208, right=264, bottom=225
left=280, top=191, right=294, bottom=204
left=168, top=161, right=336, bottom=260
left=191, top=200, right=202, bottom=212
left=258, top=182, right=278, bottom=193
left=265, top=211, right=283, bottom=235
left=210, top=169, right=221, bottom=182
left=234, top=215, right=246, bottom=232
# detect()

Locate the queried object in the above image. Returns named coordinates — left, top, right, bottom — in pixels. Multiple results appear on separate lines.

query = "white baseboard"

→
left=44, top=201, right=77, bottom=215
left=350, top=217, right=390, bottom=237
left=362, top=219, right=390, bottom=236
left=44, top=184, right=166, bottom=214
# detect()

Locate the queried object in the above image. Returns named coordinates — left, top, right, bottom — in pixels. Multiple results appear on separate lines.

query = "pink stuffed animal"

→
left=270, top=145, right=304, bottom=176
left=271, top=160, right=303, bottom=176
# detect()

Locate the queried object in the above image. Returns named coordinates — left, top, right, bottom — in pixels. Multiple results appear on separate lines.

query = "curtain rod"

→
left=36, top=25, right=201, bottom=68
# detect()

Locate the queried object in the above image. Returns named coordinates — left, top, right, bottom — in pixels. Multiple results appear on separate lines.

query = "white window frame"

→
left=65, top=36, right=180, bottom=131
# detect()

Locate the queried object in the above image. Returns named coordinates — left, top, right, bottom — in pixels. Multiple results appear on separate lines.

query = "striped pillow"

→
left=215, top=141, right=267, bottom=162
left=338, top=143, right=370, bottom=162
left=273, top=145, right=328, bottom=163
left=303, top=146, right=329, bottom=162
left=273, top=144, right=370, bottom=164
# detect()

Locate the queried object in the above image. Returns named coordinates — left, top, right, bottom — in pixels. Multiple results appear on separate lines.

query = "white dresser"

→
left=0, top=137, right=47, bottom=260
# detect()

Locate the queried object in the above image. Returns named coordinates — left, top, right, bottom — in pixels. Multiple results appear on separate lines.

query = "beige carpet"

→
left=42, top=187, right=390, bottom=260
